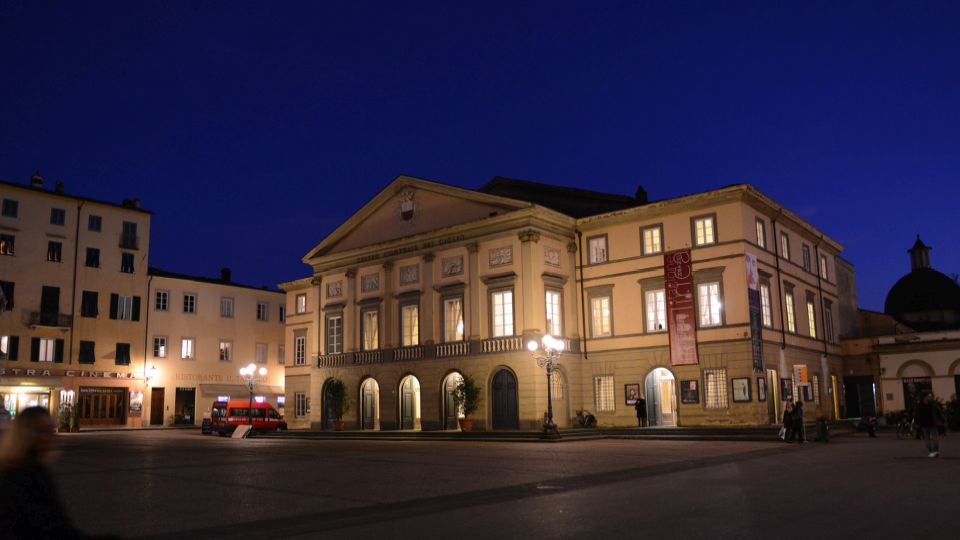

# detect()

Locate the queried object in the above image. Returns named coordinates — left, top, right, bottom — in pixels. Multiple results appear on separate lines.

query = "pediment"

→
left=305, top=176, right=530, bottom=260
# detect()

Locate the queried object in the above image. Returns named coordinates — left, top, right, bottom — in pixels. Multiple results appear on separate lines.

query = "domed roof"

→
left=884, top=267, right=960, bottom=316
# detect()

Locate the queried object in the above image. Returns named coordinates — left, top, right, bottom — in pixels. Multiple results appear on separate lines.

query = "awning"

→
left=198, top=383, right=284, bottom=398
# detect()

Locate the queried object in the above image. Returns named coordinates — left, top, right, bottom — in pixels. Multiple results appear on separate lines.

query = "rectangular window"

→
left=47, top=241, right=62, bottom=262
left=295, top=392, right=308, bottom=418
left=279, top=305, right=286, bottom=323
left=545, top=290, right=562, bottom=336
left=153, top=336, right=167, bottom=358
left=219, top=341, right=232, bottom=362
left=0, top=280, right=13, bottom=311
left=296, top=293, right=307, bottom=314
left=785, top=291, right=797, bottom=333
left=183, top=293, right=196, bottom=314
left=802, top=244, right=811, bottom=272
left=443, top=297, right=464, bottom=342
left=78, top=341, right=95, bottom=364
left=110, top=294, right=138, bottom=321
left=155, top=290, right=169, bottom=311
left=115, top=343, right=131, bottom=365
left=1, top=199, right=18, bottom=217
left=326, top=316, right=342, bottom=354
left=645, top=289, right=667, bottom=332
left=278, top=345, right=285, bottom=365
left=824, top=303, right=835, bottom=344
left=256, top=302, right=268, bottom=321
left=85, top=247, right=100, bottom=268
left=588, top=236, right=608, bottom=264
left=755, top=219, right=766, bottom=249
left=697, top=282, right=722, bottom=327
left=693, top=216, right=716, bottom=246
left=362, top=309, right=379, bottom=350
left=220, top=297, right=234, bottom=318
left=81, top=291, right=98, bottom=318
left=703, top=368, right=729, bottom=409
left=820, top=255, right=829, bottom=281
left=490, top=290, right=514, bottom=337
left=181, top=338, right=195, bottom=359
left=590, top=295, right=612, bottom=337
left=594, top=375, right=615, bottom=412
left=806, top=298, right=817, bottom=339
left=256, top=343, right=267, bottom=364
left=120, top=252, right=134, bottom=273
left=38, top=338, right=57, bottom=362
left=780, top=232, right=790, bottom=260
left=0, top=335, right=18, bottom=360
left=642, top=225, right=663, bottom=255
left=50, top=208, right=66, bottom=226
left=120, top=221, right=138, bottom=249
left=87, top=215, right=102, bottom=232
left=0, top=234, right=14, bottom=256
left=295, top=335, right=307, bottom=364
left=760, top=282, right=773, bottom=328
left=401, top=303, right=419, bottom=346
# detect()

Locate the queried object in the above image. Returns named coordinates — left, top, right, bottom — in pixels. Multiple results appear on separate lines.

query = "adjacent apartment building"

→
left=281, top=175, right=846, bottom=430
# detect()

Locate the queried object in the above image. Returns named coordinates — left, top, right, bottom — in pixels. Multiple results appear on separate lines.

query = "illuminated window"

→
left=807, top=298, right=817, bottom=339
left=326, top=316, right=342, bottom=354
left=693, top=216, right=716, bottom=246
left=820, top=256, right=829, bottom=281
left=551, top=371, right=565, bottom=400
left=401, top=303, right=419, bottom=346
left=219, top=340, right=232, bottom=362
left=590, top=295, right=612, bottom=337
left=645, top=289, right=667, bottom=332
left=220, top=297, right=234, bottom=318
left=545, top=289, right=562, bottom=336
left=362, top=309, right=379, bottom=350
left=588, top=236, right=608, bottom=264
left=0, top=234, right=14, bottom=256
left=703, top=368, right=728, bottom=409
left=296, top=293, right=307, bottom=314
left=642, top=225, right=663, bottom=255
left=785, top=291, right=797, bottom=333
left=443, top=297, right=464, bottom=342
left=295, top=335, right=307, bottom=364
left=594, top=375, right=615, bottom=412
left=697, top=282, right=722, bottom=327
left=780, top=232, right=791, bottom=260
left=181, top=338, right=195, bottom=359
left=760, top=282, right=773, bottom=328
left=47, top=241, right=62, bottom=262
left=490, top=290, right=514, bottom=337
left=153, top=336, right=167, bottom=358
left=812, top=375, right=821, bottom=406
left=755, top=219, right=766, bottom=249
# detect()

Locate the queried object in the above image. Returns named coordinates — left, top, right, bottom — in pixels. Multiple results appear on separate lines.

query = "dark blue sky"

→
left=2, top=1, right=958, bottom=310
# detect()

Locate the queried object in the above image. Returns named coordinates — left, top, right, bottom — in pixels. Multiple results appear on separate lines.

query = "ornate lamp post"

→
left=239, top=363, right=267, bottom=426
left=527, top=334, right=564, bottom=436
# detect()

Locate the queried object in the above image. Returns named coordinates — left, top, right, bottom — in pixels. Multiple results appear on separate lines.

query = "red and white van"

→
left=208, top=399, right=287, bottom=436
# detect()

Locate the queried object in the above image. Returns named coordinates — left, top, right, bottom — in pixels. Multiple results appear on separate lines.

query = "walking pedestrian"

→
left=635, top=393, right=647, bottom=427
left=780, top=401, right=794, bottom=442
left=914, top=392, right=946, bottom=458
left=793, top=400, right=806, bottom=443
left=0, top=406, right=109, bottom=538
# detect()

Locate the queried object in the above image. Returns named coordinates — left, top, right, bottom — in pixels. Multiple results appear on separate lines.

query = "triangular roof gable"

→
left=304, top=175, right=531, bottom=261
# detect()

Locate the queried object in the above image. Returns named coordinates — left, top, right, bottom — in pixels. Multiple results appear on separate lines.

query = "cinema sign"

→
left=0, top=367, right=141, bottom=379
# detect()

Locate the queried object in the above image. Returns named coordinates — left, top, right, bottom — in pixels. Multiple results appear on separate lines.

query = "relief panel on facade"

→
left=544, top=246, right=561, bottom=267
left=327, top=281, right=343, bottom=298
left=399, top=264, right=420, bottom=285
left=489, top=246, right=513, bottom=267
left=442, top=255, right=464, bottom=277
left=361, top=274, right=380, bottom=292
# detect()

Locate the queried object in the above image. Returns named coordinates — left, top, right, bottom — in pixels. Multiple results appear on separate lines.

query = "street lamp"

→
left=527, top=334, right=564, bottom=436
left=239, top=363, right=267, bottom=426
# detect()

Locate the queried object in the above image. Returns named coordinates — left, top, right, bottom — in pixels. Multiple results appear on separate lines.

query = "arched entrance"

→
left=321, top=379, right=340, bottom=430
left=360, top=377, right=380, bottom=430
left=550, top=370, right=569, bottom=428
left=644, top=367, right=677, bottom=427
left=491, top=369, right=519, bottom=430
left=441, top=372, right=464, bottom=430
left=399, top=375, right=421, bottom=430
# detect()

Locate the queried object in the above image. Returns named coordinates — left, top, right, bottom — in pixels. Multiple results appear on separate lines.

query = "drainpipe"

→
left=143, top=274, right=153, bottom=381
left=68, top=201, right=85, bottom=366
left=814, top=236, right=831, bottom=407
left=576, top=229, right=588, bottom=360
left=771, top=211, right=788, bottom=396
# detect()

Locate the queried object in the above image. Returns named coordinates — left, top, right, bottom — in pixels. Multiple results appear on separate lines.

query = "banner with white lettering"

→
left=746, top=252, right=764, bottom=374
left=665, top=249, right=698, bottom=365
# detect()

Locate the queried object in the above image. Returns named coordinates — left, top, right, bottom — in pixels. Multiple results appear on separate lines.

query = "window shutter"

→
left=110, top=293, right=119, bottom=319
left=7, top=336, right=18, bottom=360
left=0, top=281, right=13, bottom=310
left=55, top=339, right=65, bottom=363
left=30, top=337, right=40, bottom=362
left=132, top=296, right=141, bottom=321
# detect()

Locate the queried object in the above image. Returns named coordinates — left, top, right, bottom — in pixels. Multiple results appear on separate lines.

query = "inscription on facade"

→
left=489, top=246, right=513, bottom=267
left=442, top=256, right=464, bottom=277
left=327, top=281, right=342, bottom=298
left=399, top=264, right=419, bottom=284
left=544, top=246, right=561, bottom=267
left=361, top=273, right=380, bottom=292
left=356, top=234, right=466, bottom=263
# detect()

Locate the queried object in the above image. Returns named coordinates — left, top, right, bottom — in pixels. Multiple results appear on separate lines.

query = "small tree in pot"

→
left=451, top=374, right=482, bottom=431
left=327, top=379, right=350, bottom=431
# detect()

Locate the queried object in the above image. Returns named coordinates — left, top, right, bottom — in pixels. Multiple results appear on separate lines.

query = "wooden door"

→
left=491, top=370, right=518, bottom=430
left=362, top=381, right=375, bottom=430
left=401, top=379, right=414, bottom=429
left=443, top=376, right=458, bottom=430
left=150, top=388, right=165, bottom=425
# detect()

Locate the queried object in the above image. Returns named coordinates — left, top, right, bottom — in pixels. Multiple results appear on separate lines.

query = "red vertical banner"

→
left=665, top=249, right=698, bottom=365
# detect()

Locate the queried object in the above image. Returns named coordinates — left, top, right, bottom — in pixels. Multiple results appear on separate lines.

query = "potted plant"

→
left=58, top=407, right=71, bottom=433
left=451, top=374, right=482, bottom=431
left=69, top=405, right=80, bottom=432
left=327, top=379, right=350, bottom=431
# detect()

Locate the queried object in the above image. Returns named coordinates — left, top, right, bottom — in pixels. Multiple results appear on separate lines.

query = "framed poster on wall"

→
left=757, top=377, right=767, bottom=402
left=680, top=380, right=699, bottom=404
left=780, top=378, right=794, bottom=401
left=732, top=378, right=751, bottom=402
left=625, top=384, right=640, bottom=405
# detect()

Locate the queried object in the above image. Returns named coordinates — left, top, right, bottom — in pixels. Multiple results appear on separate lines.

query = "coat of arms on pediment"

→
left=398, top=190, right=418, bottom=226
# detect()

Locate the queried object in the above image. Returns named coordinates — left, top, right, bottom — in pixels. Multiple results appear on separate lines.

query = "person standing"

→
left=793, top=400, right=806, bottom=443
left=635, top=394, right=647, bottom=427
left=914, top=392, right=946, bottom=458
left=781, top=401, right=794, bottom=442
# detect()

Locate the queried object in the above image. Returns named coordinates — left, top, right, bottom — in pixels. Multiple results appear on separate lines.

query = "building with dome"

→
left=884, top=237, right=960, bottom=332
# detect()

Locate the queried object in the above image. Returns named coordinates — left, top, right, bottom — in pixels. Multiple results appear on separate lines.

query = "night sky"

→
left=2, top=1, right=958, bottom=310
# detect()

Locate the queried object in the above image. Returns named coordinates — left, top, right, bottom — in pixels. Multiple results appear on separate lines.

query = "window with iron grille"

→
left=550, top=371, right=565, bottom=400
left=594, top=375, right=615, bottom=412
left=760, top=282, right=773, bottom=327
left=703, top=368, right=728, bottom=409
left=295, top=392, right=309, bottom=418
left=812, top=375, right=821, bottom=405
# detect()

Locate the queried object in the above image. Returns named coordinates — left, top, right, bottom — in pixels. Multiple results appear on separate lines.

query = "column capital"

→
left=422, top=253, right=435, bottom=262
left=518, top=229, right=541, bottom=243
left=345, top=268, right=357, bottom=279
left=310, top=276, right=322, bottom=286
left=566, top=241, right=578, bottom=253
left=466, top=242, right=480, bottom=253
left=382, top=261, right=394, bottom=272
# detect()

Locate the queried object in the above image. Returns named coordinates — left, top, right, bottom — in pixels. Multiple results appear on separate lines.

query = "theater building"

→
left=282, top=175, right=846, bottom=430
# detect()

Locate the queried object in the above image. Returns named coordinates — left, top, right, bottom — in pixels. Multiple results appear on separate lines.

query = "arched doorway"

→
left=399, top=375, right=421, bottom=430
left=491, top=369, right=519, bottom=430
left=321, top=379, right=340, bottom=430
left=360, top=377, right=380, bottom=430
left=644, top=367, right=677, bottom=427
left=550, top=370, right=569, bottom=428
left=441, top=372, right=464, bottom=430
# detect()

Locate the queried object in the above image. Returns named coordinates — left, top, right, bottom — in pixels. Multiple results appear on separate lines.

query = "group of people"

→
left=779, top=399, right=806, bottom=443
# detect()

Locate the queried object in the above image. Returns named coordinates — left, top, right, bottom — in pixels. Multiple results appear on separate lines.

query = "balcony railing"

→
left=119, top=234, right=139, bottom=250
left=480, top=336, right=523, bottom=353
left=436, top=341, right=471, bottom=358
left=394, top=345, right=424, bottom=361
left=317, top=353, right=346, bottom=368
left=29, top=311, right=72, bottom=328
left=354, top=350, right=382, bottom=365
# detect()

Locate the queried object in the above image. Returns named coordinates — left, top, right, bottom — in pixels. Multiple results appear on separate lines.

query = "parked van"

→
left=208, top=399, right=287, bottom=436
